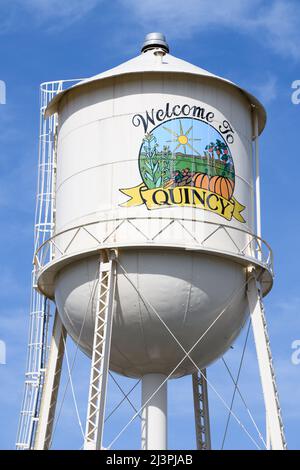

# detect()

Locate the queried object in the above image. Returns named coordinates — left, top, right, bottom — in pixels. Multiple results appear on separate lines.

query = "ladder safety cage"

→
left=16, top=79, right=83, bottom=450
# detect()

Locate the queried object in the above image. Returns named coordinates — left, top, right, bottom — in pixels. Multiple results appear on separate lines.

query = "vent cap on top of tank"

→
left=141, top=32, right=169, bottom=54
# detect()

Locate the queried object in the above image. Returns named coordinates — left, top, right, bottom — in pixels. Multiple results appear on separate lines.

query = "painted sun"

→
left=163, top=120, right=201, bottom=155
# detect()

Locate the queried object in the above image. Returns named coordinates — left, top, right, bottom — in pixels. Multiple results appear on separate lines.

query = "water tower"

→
left=16, top=33, right=286, bottom=450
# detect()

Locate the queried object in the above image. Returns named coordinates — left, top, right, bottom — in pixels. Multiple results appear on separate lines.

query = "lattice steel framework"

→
left=16, top=79, right=82, bottom=450
left=247, top=276, right=287, bottom=449
left=84, top=250, right=116, bottom=450
left=192, top=369, right=211, bottom=450
left=33, top=312, right=66, bottom=450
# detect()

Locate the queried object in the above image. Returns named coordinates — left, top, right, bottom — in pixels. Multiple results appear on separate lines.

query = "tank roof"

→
left=45, top=45, right=266, bottom=134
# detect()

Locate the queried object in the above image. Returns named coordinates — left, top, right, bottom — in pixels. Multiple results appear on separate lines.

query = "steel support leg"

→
left=247, top=276, right=286, bottom=450
left=34, top=311, right=66, bottom=450
left=192, top=369, right=211, bottom=450
left=84, top=250, right=116, bottom=450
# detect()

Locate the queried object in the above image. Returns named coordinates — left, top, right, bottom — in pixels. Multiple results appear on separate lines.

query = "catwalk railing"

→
left=34, top=217, right=274, bottom=279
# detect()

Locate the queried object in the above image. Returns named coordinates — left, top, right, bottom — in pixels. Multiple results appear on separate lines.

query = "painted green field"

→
left=172, top=154, right=235, bottom=180
left=139, top=152, right=235, bottom=188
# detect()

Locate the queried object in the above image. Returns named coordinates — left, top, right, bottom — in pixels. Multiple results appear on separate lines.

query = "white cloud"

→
left=252, top=76, right=278, bottom=104
left=121, top=0, right=300, bottom=60
left=0, top=0, right=102, bottom=32
left=22, top=0, right=100, bottom=22
left=256, top=1, right=300, bottom=60
left=0, top=0, right=299, bottom=60
left=121, top=0, right=257, bottom=33
left=274, top=297, right=300, bottom=314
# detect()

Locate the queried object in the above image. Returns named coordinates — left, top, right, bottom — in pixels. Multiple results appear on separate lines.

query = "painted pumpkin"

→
left=193, top=173, right=210, bottom=190
left=209, top=176, right=234, bottom=200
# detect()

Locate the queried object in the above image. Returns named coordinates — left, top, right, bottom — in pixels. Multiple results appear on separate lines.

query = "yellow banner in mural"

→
left=120, top=184, right=245, bottom=222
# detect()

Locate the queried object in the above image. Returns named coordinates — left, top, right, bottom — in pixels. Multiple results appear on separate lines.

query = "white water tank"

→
left=38, top=33, right=272, bottom=378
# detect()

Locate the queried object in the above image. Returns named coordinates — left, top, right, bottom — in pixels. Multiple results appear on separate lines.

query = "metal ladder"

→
left=192, top=369, right=211, bottom=450
left=16, top=82, right=60, bottom=450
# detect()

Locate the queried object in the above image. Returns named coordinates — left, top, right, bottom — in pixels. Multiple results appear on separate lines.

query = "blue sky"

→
left=0, top=0, right=300, bottom=450
left=147, top=118, right=232, bottom=157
